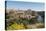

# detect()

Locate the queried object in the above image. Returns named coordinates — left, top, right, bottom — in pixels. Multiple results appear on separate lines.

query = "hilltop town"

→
left=6, top=9, right=44, bottom=30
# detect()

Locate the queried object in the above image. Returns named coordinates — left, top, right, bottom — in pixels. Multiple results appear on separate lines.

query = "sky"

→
left=6, top=1, right=44, bottom=10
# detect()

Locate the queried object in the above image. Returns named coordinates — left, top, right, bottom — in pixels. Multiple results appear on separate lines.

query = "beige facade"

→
left=6, top=9, right=37, bottom=19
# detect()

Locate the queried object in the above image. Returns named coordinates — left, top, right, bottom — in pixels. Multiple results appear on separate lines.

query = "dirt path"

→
left=26, top=23, right=44, bottom=29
